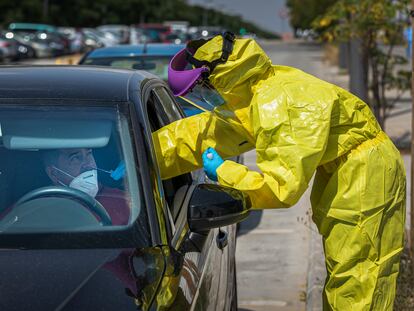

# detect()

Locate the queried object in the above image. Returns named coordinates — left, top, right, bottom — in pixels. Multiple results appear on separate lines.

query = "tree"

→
left=286, top=0, right=337, bottom=34
left=313, top=0, right=411, bottom=129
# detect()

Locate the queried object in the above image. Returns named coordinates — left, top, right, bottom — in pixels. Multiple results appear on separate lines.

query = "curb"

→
left=306, top=221, right=326, bottom=311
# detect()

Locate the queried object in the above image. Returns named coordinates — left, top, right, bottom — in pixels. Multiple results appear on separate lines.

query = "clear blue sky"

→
left=187, top=0, right=292, bottom=34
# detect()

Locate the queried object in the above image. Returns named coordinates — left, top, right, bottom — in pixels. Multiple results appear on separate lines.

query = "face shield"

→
left=169, top=32, right=244, bottom=134
left=168, top=31, right=235, bottom=98
left=180, top=80, right=226, bottom=112
left=178, top=79, right=245, bottom=137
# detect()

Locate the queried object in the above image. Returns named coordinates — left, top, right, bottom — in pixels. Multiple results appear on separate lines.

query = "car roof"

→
left=9, top=23, right=56, bottom=32
left=0, top=66, right=152, bottom=101
left=86, top=44, right=185, bottom=58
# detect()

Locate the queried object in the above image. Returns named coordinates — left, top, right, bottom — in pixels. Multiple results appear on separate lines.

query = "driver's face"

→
left=53, top=148, right=97, bottom=185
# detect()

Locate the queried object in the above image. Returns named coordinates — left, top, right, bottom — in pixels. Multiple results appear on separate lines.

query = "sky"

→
left=187, top=0, right=293, bottom=34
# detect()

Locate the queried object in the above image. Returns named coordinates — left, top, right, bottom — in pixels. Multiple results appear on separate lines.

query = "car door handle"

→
left=216, top=229, right=228, bottom=250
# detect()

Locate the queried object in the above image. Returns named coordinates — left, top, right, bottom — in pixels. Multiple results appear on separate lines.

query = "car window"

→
left=83, top=56, right=170, bottom=81
left=80, top=54, right=204, bottom=117
left=153, top=86, right=182, bottom=122
left=0, top=104, right=146, bottom=235
left=146, top=86, right=192, bottom=222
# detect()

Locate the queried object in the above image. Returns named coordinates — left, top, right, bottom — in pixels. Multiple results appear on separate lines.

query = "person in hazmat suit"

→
left=152, top=32, right=406, bottom=310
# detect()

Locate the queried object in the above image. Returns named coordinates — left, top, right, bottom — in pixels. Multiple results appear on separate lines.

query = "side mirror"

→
left=187, top=184, right=250, bottom=232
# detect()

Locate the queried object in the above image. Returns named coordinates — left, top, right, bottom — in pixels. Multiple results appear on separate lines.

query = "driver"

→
left=43, top=148, right=130, bottom=225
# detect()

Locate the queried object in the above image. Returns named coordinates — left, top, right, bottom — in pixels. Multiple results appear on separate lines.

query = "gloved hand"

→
left=110, top=160, right=126, bottom=181
left=202, top=147, right=224, bottom=181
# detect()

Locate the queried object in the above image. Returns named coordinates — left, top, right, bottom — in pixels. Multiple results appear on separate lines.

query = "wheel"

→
left=15, top=186, right=112, bottom=225
left=27, top=49, right=35, bottom=58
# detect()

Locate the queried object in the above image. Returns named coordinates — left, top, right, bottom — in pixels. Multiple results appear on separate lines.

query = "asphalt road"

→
left=235, top=40, right=328, bottom=311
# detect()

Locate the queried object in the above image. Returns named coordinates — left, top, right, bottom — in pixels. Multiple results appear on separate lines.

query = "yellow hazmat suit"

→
left=152, top=36, right=406, bottom=310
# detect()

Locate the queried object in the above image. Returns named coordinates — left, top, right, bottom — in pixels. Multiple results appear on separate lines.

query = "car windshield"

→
left=83, top=56, right=170, bottom=80
left=0, top=104, right=146, bottom=237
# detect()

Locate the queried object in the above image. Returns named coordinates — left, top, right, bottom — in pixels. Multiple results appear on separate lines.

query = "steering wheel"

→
left=15, top=186, right=112, bottom=226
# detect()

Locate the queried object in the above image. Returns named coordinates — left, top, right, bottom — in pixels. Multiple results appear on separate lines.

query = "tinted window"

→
left=146, top=86, right=194, bottom=222
left=0, top=105, right=145, bottom=235
left=84, top=56, right=170, bottom=81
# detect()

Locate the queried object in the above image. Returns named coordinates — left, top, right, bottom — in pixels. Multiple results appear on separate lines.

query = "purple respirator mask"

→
left=168, top=31, right=236, bottom=97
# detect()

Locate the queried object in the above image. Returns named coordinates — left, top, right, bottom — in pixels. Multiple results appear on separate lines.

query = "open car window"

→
left=0, top=104, right=146, bottom=236
left=146, top=86, right=194, bottom=223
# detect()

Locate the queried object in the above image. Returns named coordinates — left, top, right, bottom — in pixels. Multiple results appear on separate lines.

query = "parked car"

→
left=164, top=31, right=192, bottom=44
left=97, top=25, right=130, bottom=44
left=11, top=32, right=54, bottom=58
left=188, top=26, right=225, bottom=40
left=83, top=28, right=119, bottom=47
left=57, top=27, right=86, bottom=54
left=0, top=66, right=248, bottom=310
left=79, top=43, right=183, bottom=80
left=135, top=24, right=172, bottom=43
left=8, top=22, right=70, bottom=55
left=8, top=22, right=57, bottom=34
left=78, top=44, right=201, bottom=116
left=12, top=37, right=36, bottom=59
left=0, top=33, right=18, bottom=61
left=79, top=29, right=104, bottom=51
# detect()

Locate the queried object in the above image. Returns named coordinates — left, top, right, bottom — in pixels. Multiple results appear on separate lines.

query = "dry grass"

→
left=323, top=43, right=339, bottom=66
left=394, top=248, right=414, bottom=310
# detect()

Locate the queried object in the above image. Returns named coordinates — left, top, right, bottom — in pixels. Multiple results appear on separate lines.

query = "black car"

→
left=0, top=66, right=249, bottom=311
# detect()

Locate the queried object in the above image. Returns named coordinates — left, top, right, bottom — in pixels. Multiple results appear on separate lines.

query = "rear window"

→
left=0, top=104, right=147, bottom=238
left=83, top=56, right=170, bottom=80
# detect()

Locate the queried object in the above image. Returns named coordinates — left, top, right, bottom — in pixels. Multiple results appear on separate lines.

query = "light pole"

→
left=278, top=7, right=288, bottom=35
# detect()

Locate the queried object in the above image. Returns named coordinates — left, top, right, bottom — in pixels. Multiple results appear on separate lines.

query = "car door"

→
left=140, top=81, right=226, bottom=310
left=157, top=90, right=236, bottom=311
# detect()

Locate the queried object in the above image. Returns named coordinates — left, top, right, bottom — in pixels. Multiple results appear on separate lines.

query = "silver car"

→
left=0, top=33, right=18, bottom=60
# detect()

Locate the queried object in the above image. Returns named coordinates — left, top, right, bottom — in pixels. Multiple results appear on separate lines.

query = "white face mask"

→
left=53, top=166, right=99, bottom=198
left=69, top=170, right=99, bottom=198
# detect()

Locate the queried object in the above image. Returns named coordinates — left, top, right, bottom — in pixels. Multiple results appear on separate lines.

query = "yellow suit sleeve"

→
left=152, top=111, right=254, bottom=180
left=217, top=81, right=337, bottom=209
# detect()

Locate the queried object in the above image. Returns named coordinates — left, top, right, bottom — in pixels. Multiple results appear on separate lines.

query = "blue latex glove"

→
left=202, top=147, right=224, bottom=181
left=110, top=160, right=126, bottom=181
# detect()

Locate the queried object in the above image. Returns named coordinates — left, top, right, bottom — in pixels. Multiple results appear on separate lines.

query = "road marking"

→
left=238, top=228, right=294, bottom=234
left=239, top=300, right=288, bottom=307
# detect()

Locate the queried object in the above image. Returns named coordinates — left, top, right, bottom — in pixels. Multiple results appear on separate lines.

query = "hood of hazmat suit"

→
left=152, top=34, right=406, bottom=310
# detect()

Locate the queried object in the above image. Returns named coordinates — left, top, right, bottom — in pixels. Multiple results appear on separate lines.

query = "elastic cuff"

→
left=216, top=160, right=247, bottom=187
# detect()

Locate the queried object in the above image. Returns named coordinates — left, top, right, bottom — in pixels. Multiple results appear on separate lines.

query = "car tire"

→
left=230, top=262, right=238, bottom=311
